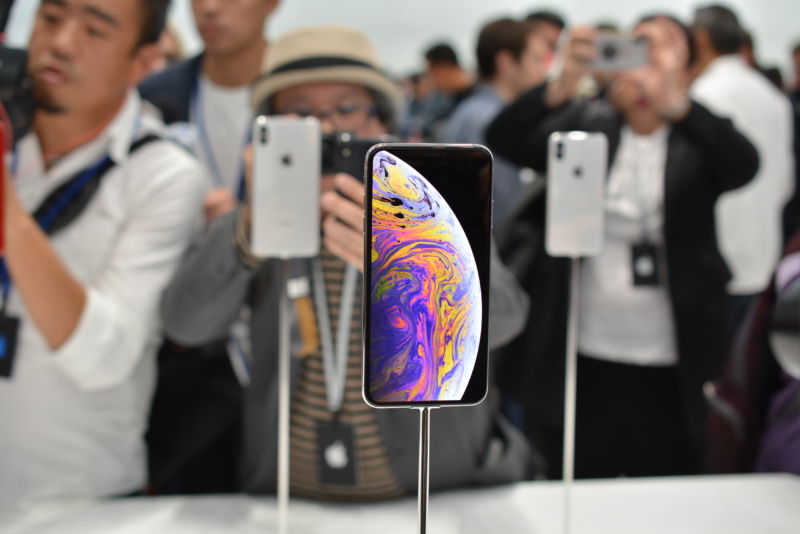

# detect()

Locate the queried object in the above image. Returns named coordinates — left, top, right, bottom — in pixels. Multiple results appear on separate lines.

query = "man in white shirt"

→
left=140, top=0, right=279, bottom=222
left=0, top=0, right=206, bottom=503
left=690, top=4, right=795, bottom=319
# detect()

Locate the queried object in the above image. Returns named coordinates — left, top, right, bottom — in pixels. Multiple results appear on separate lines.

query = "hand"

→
left=631, top=17, right=691, bottom=120
left=320, top=173, right=364, bottom=271
left=545, top=26, right=597, bottom=108
left=203, top=187, right=238, bottom=222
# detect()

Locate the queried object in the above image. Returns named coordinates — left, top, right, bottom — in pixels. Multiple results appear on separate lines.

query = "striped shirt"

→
left=289, top=249, right=403, bottom=500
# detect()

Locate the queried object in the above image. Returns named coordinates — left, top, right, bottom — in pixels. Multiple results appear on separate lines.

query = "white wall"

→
left=7, top=0, right=800, bottom=84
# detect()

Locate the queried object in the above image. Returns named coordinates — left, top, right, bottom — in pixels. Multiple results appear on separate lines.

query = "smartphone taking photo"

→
left=250, top=115, right=321, bottom=258
left=592, top=35, right=648, bottom=72
left=363, top=144, right=492, bottom=408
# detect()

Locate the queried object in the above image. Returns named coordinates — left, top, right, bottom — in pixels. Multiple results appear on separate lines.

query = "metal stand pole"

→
left=562, top=257, right=580, bottom=534
left=277, top=260, right=291, bottom=534
left=418, top=406, right=433, bottom=534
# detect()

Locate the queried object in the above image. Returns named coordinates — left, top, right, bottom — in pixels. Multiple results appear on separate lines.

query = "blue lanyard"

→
left=191, top=74, right=249, bottom=200
left=0, top=152, right=111, bottom=313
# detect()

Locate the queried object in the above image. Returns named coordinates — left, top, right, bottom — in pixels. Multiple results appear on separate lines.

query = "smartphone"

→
left=321, top=132, right=395, bottom=181
left=363, top=144, right=492, bottom=408
left=592, top=35, right=648, bottom=72
left=545, top=132, right=607, bottom=257
left=251, top=115, right=320, bottom=258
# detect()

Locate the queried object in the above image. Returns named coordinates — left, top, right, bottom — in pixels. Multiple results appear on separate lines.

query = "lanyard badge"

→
left=0, top=261, right=19, bottom=379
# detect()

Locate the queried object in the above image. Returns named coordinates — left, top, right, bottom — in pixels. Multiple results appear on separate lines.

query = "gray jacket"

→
left=161, top=209, right=532, bottom=494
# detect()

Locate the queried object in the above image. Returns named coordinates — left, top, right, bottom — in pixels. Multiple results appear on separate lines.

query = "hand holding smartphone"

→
left=363, top=144, right=492, bottom=407
left=250, top=115, right=321, bottom=258
left=545, top=131, right=607, bottom=258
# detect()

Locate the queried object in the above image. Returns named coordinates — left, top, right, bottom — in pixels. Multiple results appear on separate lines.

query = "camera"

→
left=321, top=132, right=395, bottom=181
left=0, top=1, right=35, bottom=144
left=592, top=35, right=648, bottom=72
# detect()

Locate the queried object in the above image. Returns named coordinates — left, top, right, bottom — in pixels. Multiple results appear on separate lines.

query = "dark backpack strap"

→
left=32, top=134, right=162, bottom=235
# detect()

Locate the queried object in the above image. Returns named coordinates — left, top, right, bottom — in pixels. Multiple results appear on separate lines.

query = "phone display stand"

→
left=416, top=405, right=436, bottom=534
left=562, top=257, right=580, bottom=534
left=277, top=259, right=291, bottom=534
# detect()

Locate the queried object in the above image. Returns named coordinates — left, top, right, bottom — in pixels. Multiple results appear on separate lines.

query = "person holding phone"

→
left=486, top=16, right=759, bottom=479
left=160, top=25, right=534, bottom=499
left=0, top=0, right=207, bottom=503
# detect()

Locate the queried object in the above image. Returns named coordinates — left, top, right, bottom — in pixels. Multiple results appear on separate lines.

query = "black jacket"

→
left=485, top=84, right=760, bottom=474
left=139, top=54, right=203, bottom=125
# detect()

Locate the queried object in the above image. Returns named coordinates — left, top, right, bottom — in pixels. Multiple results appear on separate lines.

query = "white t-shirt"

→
left=691, top=55, right=795, bottom=295
left=578, top=126, right=679, bottom=366
left=195, top=74, right=251, bottom=193
left=0, top=92, right=207, bottom=503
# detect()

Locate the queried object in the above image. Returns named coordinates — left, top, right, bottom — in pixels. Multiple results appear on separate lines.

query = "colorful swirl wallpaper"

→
left=369, top=150, right=482, bottom=403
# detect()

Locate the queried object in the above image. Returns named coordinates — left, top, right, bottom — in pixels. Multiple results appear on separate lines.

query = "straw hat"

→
left=250, top=25, right=402, bottom=120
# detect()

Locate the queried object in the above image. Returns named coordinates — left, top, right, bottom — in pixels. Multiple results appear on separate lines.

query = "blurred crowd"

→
left=0, top=0, right=798, bottom=505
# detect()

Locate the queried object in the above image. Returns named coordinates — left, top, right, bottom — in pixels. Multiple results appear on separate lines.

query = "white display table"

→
left=1, top=473, right=798, bottom=534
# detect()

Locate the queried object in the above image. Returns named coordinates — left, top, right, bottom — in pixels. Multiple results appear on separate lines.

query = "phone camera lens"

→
left=602, top=44, right=617, bottom=60
left=556, top=142, right=564, bottom=160
left=574, top=167, right=583, bottom=178
left=260, top=125, right=268, bottom=144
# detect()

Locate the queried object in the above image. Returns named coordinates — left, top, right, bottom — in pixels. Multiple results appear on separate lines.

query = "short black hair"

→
left=476, top=18, right=535, bottom=80
left=525, top=10, right=565, bottom=30
left=137, top=0, right=171, bottom=47
left=425, top=42, right=459, bottom=67
left=693, top=4, right=744, bottom=54
left=637, top=13, right=697, bottom=68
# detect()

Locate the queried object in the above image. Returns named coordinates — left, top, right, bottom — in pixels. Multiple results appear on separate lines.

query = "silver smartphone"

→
left=251, top=115, right=321, bottom=258
left=363, top=144, right=492, bottom=408
left=592, top=35, right=648, bottom=72
left=545, top=131, right=607, bottom=257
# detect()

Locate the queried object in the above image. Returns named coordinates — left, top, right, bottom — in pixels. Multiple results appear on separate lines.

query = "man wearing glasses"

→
left=159, top=25, right=534, bottom=498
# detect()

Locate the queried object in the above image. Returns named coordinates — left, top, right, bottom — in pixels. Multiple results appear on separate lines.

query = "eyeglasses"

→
left=275, top=102, right=377, bottom=129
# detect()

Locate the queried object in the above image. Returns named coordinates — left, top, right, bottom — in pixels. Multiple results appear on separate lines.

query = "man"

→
left=525, top=9, right=566, bottom=65
left=161, top=25, right=533, bottom=498
left=140, top=0, right=278, bottom=493
left=0, top=0, right=206, bottom=503
left=487, top=17, right=758, bottom=478
left=440, top=17, right=548, bottom=229
left=140, top=0, right=279, bottom=221
left=690, top=4, right=795, bottom=325
left=423, top=42, right=475, bottom=141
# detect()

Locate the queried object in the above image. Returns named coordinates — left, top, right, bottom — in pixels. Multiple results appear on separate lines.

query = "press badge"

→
left=317, top=419, right=356, bottom=485
left=631, top=241, right=661, bottom=287
left=0, top=315, right=20, bottom=379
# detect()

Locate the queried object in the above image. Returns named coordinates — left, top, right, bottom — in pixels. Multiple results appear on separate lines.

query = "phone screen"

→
left=363, top=145, right=492, bottom=407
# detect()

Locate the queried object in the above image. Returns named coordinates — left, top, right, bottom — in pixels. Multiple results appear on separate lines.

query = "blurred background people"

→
left=140, top=0, right=280, bottom=495
left=159, top=25, right=534, bottom=498
left=486, top=16, right=759, bottom=479
left=439, top=17, right=548, bottom=229
left=525, top=8, right=567, bottom=62
left=0, top=0, right=206, bottom=503
left=422, top=42, right=476, bottom=140
left=690, top=3, right=795, bottom=331
left=739, top=29, right=784, bottom=90
left=140, top=0, right=279, bottom=221
left=146, top=25, right=185, bottom=75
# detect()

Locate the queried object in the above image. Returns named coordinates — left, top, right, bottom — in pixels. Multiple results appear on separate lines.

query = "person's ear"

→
left=693, top=28, right=711, bottom=53
left=495, top=50, right=515, bottom=78
left=128, top=43, right=161, bottom=87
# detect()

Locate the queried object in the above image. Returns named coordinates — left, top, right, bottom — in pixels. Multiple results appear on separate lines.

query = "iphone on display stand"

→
left=250, top=115, right=322, bottom=534
left=363, top=143, right=493, bottom=533
left=546, top=131, right=607, bottom=534
left=250, top=115, right=321, bottom=259
left=545, top=131, right=607, bottom=257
